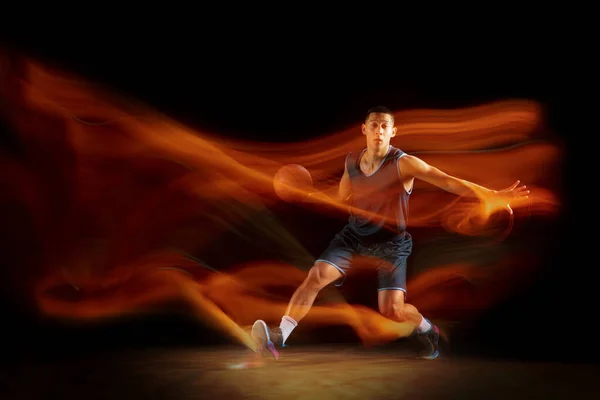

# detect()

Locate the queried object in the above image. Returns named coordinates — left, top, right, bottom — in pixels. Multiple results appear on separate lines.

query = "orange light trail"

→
left=0, top=48, right=563, bottom=350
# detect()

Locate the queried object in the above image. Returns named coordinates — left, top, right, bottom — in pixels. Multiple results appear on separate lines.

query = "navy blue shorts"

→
left=316, top=226, right=413, bottom=294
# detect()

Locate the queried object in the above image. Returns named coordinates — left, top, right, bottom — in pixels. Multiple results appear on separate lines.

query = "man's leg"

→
left=377, top=289, right=422, bottom=326
left=375, top=234, right=440, bottom=359
left=283, top=261, right=345, bottom=322
left=377, top=289, right=440, bottom=359
left=251, top=261, right=344, bottom=359
left=252, top=229, right=356, bottom=359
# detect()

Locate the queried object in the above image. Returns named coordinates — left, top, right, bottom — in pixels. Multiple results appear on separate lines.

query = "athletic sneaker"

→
left=251, top=320, right=284, bottom=360
left=418, top=321, right=440, bottom=360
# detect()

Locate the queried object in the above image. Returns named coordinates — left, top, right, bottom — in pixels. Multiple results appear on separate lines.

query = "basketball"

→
left=273, top=164, right=313, bottom=202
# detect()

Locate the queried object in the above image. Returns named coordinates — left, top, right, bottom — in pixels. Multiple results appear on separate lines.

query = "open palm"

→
left=495, top=180, right=530, bottom=215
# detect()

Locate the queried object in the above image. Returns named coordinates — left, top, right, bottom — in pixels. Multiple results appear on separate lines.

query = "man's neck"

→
left=364, top=144, right=390, bottom=164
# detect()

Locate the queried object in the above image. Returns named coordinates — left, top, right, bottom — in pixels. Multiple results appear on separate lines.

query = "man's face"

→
left=362, top=112, right=397, bottom=148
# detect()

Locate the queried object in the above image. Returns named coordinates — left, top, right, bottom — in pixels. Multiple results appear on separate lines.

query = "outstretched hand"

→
left=494, top=180, right=530, bottom=215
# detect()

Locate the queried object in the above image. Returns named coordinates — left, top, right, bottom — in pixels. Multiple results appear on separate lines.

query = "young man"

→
left=252, top=106, right=530, bottom=360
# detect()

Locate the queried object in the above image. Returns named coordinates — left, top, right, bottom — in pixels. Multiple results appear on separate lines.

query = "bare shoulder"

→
left=398, top=154, right=431, bottom=177
left=399, top=154, right=419, bottom=163
left=398, top=154, right=425, bottom=168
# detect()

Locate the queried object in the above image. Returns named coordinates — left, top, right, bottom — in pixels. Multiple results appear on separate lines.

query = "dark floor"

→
left=2, top=342, right=598, bottom=400
left=3, top=305, right=599, bottom=399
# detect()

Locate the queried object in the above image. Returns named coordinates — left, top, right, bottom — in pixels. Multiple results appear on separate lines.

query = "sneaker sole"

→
left=420, top=349, right=439, bottom=360
left=251, top=320, right=279, bottom=360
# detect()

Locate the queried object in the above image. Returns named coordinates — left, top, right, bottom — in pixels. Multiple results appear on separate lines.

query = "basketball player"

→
left=252, top=106, right=530, bottom=360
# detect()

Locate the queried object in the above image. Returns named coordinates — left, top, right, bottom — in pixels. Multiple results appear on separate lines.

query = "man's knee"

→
left=302, top=262, right=343, bottom=290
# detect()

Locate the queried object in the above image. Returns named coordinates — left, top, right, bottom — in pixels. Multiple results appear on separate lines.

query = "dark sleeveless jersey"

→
left=345, top=146, right=411, bottom=243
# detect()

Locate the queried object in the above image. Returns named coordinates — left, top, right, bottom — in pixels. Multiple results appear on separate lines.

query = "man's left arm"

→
left=399, top=155, right=529, bottom=215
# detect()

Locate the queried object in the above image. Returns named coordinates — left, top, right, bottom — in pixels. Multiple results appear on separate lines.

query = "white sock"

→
left=279, top=315, right=298, bottom=344
left=417, top=316, right=432, bottom=333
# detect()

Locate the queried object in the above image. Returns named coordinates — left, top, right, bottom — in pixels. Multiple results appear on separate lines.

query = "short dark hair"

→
left=365, top=106, right=394, bottom=122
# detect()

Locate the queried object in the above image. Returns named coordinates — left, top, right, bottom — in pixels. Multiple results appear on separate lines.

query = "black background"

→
left=0, top=22, right=582, bottom=363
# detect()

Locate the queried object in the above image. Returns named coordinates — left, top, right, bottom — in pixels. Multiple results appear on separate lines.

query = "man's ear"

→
left=391, top=127, right=397, bottom=137
left=361, top=124, right=367, bottom=135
